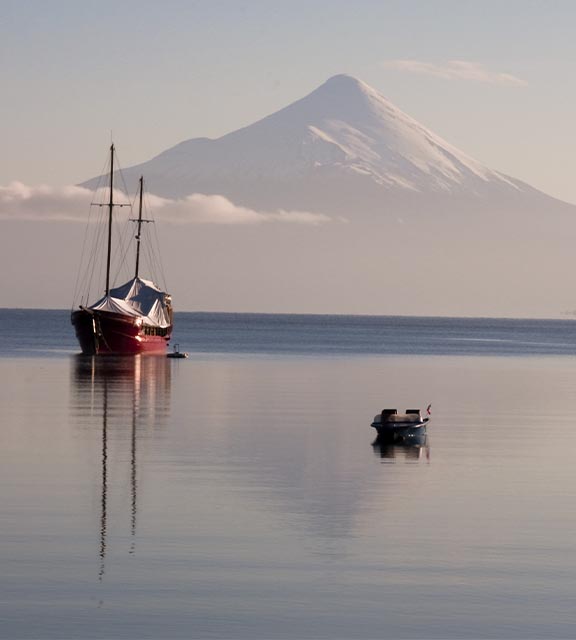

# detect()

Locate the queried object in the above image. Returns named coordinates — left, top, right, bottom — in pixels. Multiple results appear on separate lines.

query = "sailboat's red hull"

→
left=71, top=308, right=172, bottom=355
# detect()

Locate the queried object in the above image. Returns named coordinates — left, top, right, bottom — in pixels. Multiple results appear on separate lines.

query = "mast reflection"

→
left=100, top=377, right=108, bottom=579
left=72, top=354, right=171, bottom=579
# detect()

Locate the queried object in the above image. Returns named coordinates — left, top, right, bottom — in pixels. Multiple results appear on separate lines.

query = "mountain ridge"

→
left=83, top=74, right=574, bottom=217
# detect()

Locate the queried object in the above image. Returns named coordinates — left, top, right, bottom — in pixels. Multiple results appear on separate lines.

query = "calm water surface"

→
left=2, top=311, right=576, bottom=638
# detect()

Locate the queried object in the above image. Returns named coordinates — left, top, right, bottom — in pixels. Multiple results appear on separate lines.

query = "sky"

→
left=2, top=0, right=576, bottom=202
left=3, top=0, right=576, bottom=314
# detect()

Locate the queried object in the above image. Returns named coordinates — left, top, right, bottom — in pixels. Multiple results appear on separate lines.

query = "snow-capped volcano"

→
left=83, top=74, right=567, bottom=215
left=201, top=72, right=517, bottom=193
left=22, top=74, right=574, bottom=318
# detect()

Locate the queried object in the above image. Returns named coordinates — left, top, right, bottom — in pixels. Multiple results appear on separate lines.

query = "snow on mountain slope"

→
left=83, top=74, right=567, bottom=214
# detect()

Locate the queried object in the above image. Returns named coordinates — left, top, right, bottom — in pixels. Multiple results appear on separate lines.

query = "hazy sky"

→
left=3, top=0, right=576, bottom=203
left=4, top=0, right=576, bottom=316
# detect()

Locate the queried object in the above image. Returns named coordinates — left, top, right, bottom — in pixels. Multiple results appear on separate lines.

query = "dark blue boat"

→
left=371, top=407, right=430, bottom=441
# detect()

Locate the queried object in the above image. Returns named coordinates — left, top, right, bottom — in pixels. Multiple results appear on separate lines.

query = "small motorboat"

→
left=371, top=406, right=431, bottom=441
left=167, top=344, right=188, bottom=359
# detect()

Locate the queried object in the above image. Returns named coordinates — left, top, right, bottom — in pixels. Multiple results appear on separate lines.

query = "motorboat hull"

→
left=71, top=308, right=171, bottom=355
left=371, top=420, right=428, bottom=441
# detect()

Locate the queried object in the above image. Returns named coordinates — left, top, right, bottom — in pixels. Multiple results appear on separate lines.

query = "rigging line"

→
left=99, top=196, right=132, bottom=289
left=111, top=195, right=139, bottom=287
left=71, top=199, right=98, bottom=309
left=109, top=188, right=135, bottom=285
left=110, top=215, right=131, bottom=286
left=92, top=207, right=109, bottom=294
left=143, top=238, right=156, bottom=282
left=140, top=193, right=155, bottom=281
left=147, top=235, right=163, bottom=290
left=152, top=227, right=167, bottom=289
left=91, top=152, right=110, bottom=198
left=115, top=228, right=131, bottom=280
left=133, top=186, right=159, bottom=284
left=139, top=226, right=153, bottom=279
left=151, top=220, right=168, bottom=290
left=78, top=205, right=105, bottom=305
left=74, top=198, right=106, bottom=301
left=120, top=200, right=135, bottom=267
left=141, top=193, right=166, bottom=288
left=141, top=199, right=156, bottom=282
left=83, top=208, right=107, bottom=304
left=72, top=156, right=110, bottom=306
left=132, top=220, right=154, bottom=282
left=127, top=188, right=143, bottom=280
left=150, top=239, right=164, bottom=288
left=113, top=147, right=134, bottom=205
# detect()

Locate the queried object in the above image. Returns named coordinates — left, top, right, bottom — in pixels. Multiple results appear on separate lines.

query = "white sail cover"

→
left=90, top=277, right=172, bottom=328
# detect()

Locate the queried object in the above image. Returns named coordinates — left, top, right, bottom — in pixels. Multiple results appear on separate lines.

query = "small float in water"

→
left=371, top=405, right=431, bottom=441
left=167, top=344, right=188, bottom=359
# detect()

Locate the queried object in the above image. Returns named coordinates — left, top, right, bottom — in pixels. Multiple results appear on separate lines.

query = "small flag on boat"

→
left=426, top=404, right=432, bottom=415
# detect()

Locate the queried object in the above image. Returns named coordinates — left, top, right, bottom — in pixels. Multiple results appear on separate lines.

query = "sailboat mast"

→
left=105, top=144, right=115, bottom=296
left=135, top=176, right=144, bottom=279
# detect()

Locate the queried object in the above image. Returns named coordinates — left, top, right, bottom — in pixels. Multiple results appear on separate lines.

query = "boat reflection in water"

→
left=372, top=432, right=430, bottom=463
left=71, top=354, right=171, bottom=579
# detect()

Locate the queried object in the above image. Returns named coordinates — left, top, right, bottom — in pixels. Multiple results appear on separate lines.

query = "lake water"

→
left=2, top=310, right=576, bottom=638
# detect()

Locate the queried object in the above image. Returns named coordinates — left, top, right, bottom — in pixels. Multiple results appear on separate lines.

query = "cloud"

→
left=146, top=192, right=331, bottom=226
left=381, top=59, right=527, bottom=87
left=0, top=182, right=96, bottom=221
left=0, top=182, right=331, bottom=226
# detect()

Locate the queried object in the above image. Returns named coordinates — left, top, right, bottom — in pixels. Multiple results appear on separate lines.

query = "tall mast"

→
left=130, top=176, right=153, bottom=280
left=135, top=176, right=144, bottom=279
left=105, top=144, right=114, bottom=296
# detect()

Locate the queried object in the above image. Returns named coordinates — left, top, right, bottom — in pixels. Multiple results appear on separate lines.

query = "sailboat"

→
left=71, top=145, right=173, bottom=355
